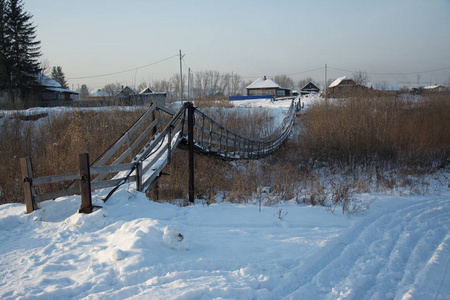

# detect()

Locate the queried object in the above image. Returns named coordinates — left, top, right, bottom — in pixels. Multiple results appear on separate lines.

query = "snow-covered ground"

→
left=1, top=96, right=449, bottom=299
left=1, top=179, right=449, bottom=299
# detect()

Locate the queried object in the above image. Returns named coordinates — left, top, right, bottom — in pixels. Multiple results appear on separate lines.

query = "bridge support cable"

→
left=21, top=98, right=300, bottom=212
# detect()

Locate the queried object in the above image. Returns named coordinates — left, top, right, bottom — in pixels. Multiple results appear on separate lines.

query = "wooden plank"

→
left=135, top=117, right=182, bottom=163
left=93, top=103, right=156, bottom=168
left=90, top=163, right=135, bottom=175
left=32, top=172, right=79, bottom=186
left=156, top=104, right=176, bottom=116
left=141, top=157, right=169, bottom=193
left=142, top=144, right=168, bottom=175
left=35, top=186, right=80, bottom=202
left=112, top=119, right=158, bottom=166
left=134, top=125, right=168, bottom=162
left=91, top=176, right=137, bottom=190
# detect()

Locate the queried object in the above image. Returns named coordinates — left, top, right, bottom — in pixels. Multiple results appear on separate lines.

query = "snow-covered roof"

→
left=140, top=87, right=155, bottom=94
left=88, top=89, right=111, bottom=97
left=36, top=73, right=61, bottom=88
left=301, top=81, right=320, bottom=91
left=46, top=87, right=79, bottom=94
left=246, top=76, right=281, bottom=89
left=423, top=84, right=446, bottom=90
left=328, top=76, right=351, bottom=88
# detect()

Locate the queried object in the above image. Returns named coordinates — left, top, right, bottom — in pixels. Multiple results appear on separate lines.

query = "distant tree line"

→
left=78, top=72, right=326, bottom=102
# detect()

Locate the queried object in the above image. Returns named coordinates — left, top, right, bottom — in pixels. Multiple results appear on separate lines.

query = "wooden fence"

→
left=20, top=99, right=300, bottom=214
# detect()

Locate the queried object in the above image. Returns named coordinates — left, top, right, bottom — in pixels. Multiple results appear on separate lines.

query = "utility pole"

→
left=187, top=67, right=191, bottom=101
left=179, top=50, right=185, bottom=102
left=324, top=64, right=327, bottom=98
left=231, top=71, right=233, bottom=97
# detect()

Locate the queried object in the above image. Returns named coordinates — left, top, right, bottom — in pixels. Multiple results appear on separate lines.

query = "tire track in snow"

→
left=279, top=197, right=450, bottom=299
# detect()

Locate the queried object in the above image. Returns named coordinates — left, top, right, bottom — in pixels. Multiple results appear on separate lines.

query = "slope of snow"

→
left=0, top=177, right=449, bottom=299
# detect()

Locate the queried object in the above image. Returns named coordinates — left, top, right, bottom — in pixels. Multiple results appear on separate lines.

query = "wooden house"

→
left=87, top=89, right=111, bottom=101
left=328, top=76, right=367, bottom=97
left=300, top=82, right=320, bottom=95
left=139, top=87, right=167, bottom=106
left=117, top=86, right=137, bottom=99
left=35, top=73, right=79, bottom=106
left=423, top=84, right=448, bottom=93
left=246, top=76, right=291, bottom=98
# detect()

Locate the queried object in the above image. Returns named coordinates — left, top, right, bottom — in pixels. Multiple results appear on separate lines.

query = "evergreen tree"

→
left=51, top=66, right=68, bottom=89
left=79, top=84, right=89, bottom=99
left=0, top=0, right=9, bottom=91
left=0, top=0, right=41, bottom=104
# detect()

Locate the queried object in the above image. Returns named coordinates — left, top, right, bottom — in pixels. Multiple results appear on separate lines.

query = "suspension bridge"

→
left=20, top=98, right=300, bottom=214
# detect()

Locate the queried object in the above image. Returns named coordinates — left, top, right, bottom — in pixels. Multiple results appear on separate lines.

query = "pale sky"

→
left=27, top=0, right=450, bottom=91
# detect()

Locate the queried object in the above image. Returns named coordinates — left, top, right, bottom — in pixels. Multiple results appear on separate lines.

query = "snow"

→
left=1, top=98, right=450, bottom=299
left=36, top=73, right=62, bottom=88
left=88, top=89, right=111, bottom=97
left=329, top=76, right=350, bottom=88
left=246, top=77, right=282, bottom=89
left=0, top=182, right=449, bottom=299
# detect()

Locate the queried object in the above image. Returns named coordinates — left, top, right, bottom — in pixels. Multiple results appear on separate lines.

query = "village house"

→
left=87, top=89, right=111, bottom=101
left=423, top=84, right=448, bottom=93
left=300, top=81, right=320, bottom=96
left=0, top=73, right=79, bottom=107
left=327, top=76, right=367, bottom=97
left=246, top=76, right=291, bottom=98
left=35, top=73, right=79, bottom=106
left=87, top=86, right=167, bottom=106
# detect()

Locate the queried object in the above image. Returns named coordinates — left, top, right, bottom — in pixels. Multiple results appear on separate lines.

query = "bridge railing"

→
left=189, top=97, right=298, bottom=158
left=20, top=98, right=299, bottom=214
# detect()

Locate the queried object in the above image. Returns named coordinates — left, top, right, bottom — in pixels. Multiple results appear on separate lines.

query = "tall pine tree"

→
left=0, top=0, right=41, bottom=104
left=0, top=0, right=9, bottom=92
left=51, top=66, right=69, bottom=89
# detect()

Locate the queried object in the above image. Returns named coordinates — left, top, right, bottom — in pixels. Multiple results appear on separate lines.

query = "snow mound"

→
left=110, top=248, right=127, bottom=261
left=162, top=225, right=188, bottom=250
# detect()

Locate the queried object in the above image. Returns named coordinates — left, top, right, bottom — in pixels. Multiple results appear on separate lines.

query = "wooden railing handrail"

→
left=21, top=98, right=300, bottom=213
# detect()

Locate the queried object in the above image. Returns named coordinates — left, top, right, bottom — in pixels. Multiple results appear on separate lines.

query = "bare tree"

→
left=231, top=73, right=244, bottom=96
left=327, top=78, right=335, bottom=87
left=136, top=81, right=148, bottom=92
left=274, top=75, right=294, bottom=89
left=39, top=58, right=51, bottom=75
left=352, top=70, right=369, bottom=86
left=104, top=82, right=122, bottom=97
left=298, top=77, right=315, bottom=89
left=194, top=70, right=230, bottom=98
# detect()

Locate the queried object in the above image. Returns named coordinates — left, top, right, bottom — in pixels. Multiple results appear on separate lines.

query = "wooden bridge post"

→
left=78, top=153, right=93, bottom=214
left=20, top=157, right=37, bottom=214
left=136, top=161, right=142, bottom=192
left=188, top=102, right=195, bottom=203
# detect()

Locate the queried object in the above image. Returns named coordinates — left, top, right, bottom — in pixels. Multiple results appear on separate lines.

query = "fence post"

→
left=136, top=161, right=142, bottom=192
left=78, top=153, right=93, bottom=214
left=20, top=157, right=37, bottom=213
left=188, top=102, right=195, bottom=204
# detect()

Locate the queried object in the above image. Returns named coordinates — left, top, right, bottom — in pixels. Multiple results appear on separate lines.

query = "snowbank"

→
left=1, top=177, right=449, bottom=299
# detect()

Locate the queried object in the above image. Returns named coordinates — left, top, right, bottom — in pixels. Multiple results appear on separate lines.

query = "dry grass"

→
left=298, top=95, right=450, bottom=171
left=1, top=94, right=448, bottom=208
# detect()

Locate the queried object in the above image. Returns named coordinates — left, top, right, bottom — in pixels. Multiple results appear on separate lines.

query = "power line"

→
left=67, top=54, right=179, bottom=80
left=328, top=66, right=450, bottom=76
left=241, top=66, right=325, bottom=79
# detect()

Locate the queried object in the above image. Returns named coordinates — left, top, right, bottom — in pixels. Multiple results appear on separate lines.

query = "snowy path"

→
left=282, top=197, right=450, bottom=299
left=0, top=187, right=449, bottom=299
